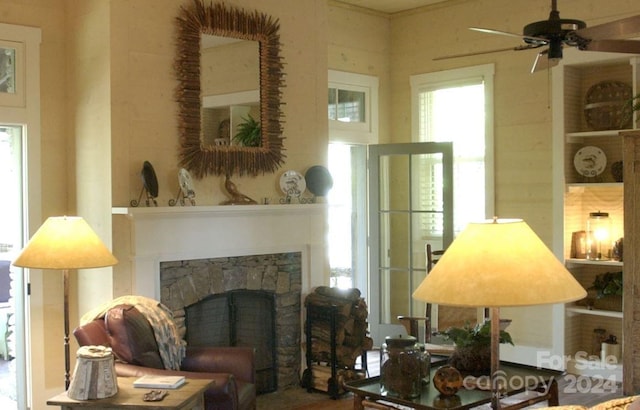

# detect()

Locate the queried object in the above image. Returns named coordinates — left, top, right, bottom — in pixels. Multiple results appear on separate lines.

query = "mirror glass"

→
left=201, top=36, right=260, bottom=147
left=176, top=0, right=285, bottom=177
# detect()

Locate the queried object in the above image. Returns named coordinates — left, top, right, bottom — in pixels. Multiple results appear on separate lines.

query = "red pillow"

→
left=104, top=304, right=164, bottom=369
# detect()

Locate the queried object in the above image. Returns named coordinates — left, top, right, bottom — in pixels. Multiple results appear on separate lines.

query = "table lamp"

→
left=12, top=216, right=118, bottom=389
left=413, top=218, right=586, bottom=410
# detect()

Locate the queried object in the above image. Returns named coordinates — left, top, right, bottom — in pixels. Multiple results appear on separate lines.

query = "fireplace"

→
left=159, top=252, right=301, bottom=391
left=185, top=290, right=277, bottom=392
left=112, top=204, right=328, bottom=391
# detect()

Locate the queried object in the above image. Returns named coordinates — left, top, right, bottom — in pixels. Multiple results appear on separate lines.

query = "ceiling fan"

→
left=435, top=0, right=640, bottom=72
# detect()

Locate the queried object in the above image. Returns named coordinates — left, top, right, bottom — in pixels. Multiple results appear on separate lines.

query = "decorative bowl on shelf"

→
left=611, top=161, right=623, bottom=182
left=584, top=81, right=633, bottom=131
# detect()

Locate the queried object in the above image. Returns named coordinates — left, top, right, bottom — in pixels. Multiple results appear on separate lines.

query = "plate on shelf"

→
left=142, top=161, right=159, bottom=198
left=573, top=146, right=606, bottom=177
left=178, top=168, right=195, bottom=198
left=280, top=170, right=306, bottom=197
left=305, top=165, right=333, bottom=197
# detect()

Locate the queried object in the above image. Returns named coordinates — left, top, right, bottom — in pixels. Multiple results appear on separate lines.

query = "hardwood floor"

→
left=257, top=350, right=624, bottom=410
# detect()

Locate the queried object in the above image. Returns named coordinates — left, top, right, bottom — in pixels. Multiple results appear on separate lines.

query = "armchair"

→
left=73, top=303, right=256, bottom=410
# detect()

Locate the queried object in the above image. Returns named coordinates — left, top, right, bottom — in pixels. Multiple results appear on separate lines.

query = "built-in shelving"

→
left=552, top=50, right=638, bottom=382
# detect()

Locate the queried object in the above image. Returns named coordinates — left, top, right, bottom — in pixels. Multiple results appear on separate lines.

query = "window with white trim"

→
left=410, top=64, right=495, bottom=235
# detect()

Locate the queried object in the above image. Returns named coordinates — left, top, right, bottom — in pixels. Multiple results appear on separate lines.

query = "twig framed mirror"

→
left=175, top=0, right=285, bottom=177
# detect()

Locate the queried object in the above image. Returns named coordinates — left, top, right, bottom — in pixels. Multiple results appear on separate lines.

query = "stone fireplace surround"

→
left=160, top=252, right=301, bottom=390
left=112, top=204, right=328, bottom=389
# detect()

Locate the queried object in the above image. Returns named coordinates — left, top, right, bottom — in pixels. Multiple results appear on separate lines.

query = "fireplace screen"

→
left=185, top=290, right=277, bottom=393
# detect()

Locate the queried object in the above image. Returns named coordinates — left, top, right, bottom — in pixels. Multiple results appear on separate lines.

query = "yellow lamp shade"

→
left=412, top=219, right=586, bottom=307
left=13, top=216, right=118, bottom=270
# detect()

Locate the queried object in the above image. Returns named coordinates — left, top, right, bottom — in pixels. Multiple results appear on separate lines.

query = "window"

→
left=328, top=88, right=366, bottom=123
left=0, top=38, right=25, bottom=107
left=0, top=45, right=16, bottom=93
left=328, top=70, right=378, bottom=144
left=410, top=64, right=495, bottom=235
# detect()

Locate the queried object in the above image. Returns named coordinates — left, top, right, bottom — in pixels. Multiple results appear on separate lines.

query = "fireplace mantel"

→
left=112, top=204, right=328, bottom=299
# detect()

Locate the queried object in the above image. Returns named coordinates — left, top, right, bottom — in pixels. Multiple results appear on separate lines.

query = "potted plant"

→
left=233, top=114, right=261, bottom=147
left=590, top=271, right=623, bottom=311
left=442, top=320, right=513, bottom=375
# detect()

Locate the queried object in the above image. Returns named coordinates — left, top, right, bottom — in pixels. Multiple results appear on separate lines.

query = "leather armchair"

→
left=74, top=312, right=256, bottom=410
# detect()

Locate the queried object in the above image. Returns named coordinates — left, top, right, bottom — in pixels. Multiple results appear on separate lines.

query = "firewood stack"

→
left=303, top=286, right=373, bottom=395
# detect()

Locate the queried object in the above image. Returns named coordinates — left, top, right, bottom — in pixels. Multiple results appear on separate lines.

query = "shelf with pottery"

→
left=565, top=258, right=623, bottom=267
left=566, top=129, right=634, bottom=139
left=565, top=306, right=623, bottom=319
left=552, top=50, right=638, bottom=381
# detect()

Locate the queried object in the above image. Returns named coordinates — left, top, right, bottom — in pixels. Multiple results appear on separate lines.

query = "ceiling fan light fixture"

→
left=548, top=39, right=563, bottom=59
left=437, top=1, right=640, bottom=73
left=523, top=18, right=586, bottom=42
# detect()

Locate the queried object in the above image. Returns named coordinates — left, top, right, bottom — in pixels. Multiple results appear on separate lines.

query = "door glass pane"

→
left=386, top=213, right=409, bottom=270
left=383, top=269, right=410, bottom=326
left=411, top=270, right=427, bottom=322
left=0, top=47, right=16, bottom=94
left=411, top=152, right=445, bottom=258
left=383, top=155, right=409, bottom=211
left=411, top=152, right=443, bottom=212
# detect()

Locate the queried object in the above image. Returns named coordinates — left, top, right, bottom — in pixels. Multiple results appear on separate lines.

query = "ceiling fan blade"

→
left=433, top=44, right=539, bottom=61
left=575, top=15, right=640, bottom=40
left=530, top=51, right=560, bottom=73
left=582, top=39, right=640, bottom=54
left=470, top=27, right=548, bottom=44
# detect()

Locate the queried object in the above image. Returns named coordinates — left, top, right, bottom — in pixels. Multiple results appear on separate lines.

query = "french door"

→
left=368, top=142, right=454, bottom=345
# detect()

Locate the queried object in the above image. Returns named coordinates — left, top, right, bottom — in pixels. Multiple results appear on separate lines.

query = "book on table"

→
left=133, top=375, right=186, bottom=389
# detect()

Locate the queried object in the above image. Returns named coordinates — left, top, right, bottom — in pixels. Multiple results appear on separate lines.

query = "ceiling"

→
left=334, top=0, right=450, bottom=14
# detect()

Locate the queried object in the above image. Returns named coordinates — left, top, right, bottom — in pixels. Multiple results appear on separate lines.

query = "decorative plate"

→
left=178, top=168, right=195, bottom=198
left=279, top=170, right=306, bottom=197
left=573, top=146, right=607, bottom=177
left=142, top=161, right=159, bottom=197
left=305, top=165, right=333, bottom=197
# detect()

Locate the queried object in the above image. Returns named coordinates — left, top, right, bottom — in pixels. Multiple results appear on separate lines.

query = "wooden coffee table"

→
left=46, top=377, right=212, bottom=410
left=344, top=362, right=560, bottom=410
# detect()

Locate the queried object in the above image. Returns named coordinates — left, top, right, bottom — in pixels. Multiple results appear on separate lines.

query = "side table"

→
left=47, top=377, right=212, bottom=410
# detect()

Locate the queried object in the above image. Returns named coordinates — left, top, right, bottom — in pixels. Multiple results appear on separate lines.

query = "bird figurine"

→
left=220, top=174, right=257, bottom=205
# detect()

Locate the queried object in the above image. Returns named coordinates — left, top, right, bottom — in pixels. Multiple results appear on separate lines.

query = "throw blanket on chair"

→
left=80, top=295, right=186, bottom=370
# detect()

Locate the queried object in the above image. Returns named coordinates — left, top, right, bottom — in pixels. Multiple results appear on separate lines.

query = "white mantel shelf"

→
left=112, top=203, right=328, bottom=299
left=112, top=203, right=326, bottom=217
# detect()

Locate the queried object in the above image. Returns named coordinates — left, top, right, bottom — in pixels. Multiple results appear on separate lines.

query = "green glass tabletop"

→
left=344, top=362, right=561, bottom=410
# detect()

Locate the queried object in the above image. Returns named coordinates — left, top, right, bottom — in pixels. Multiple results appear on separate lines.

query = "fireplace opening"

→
left=185, top=289, right=277, bottom=393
